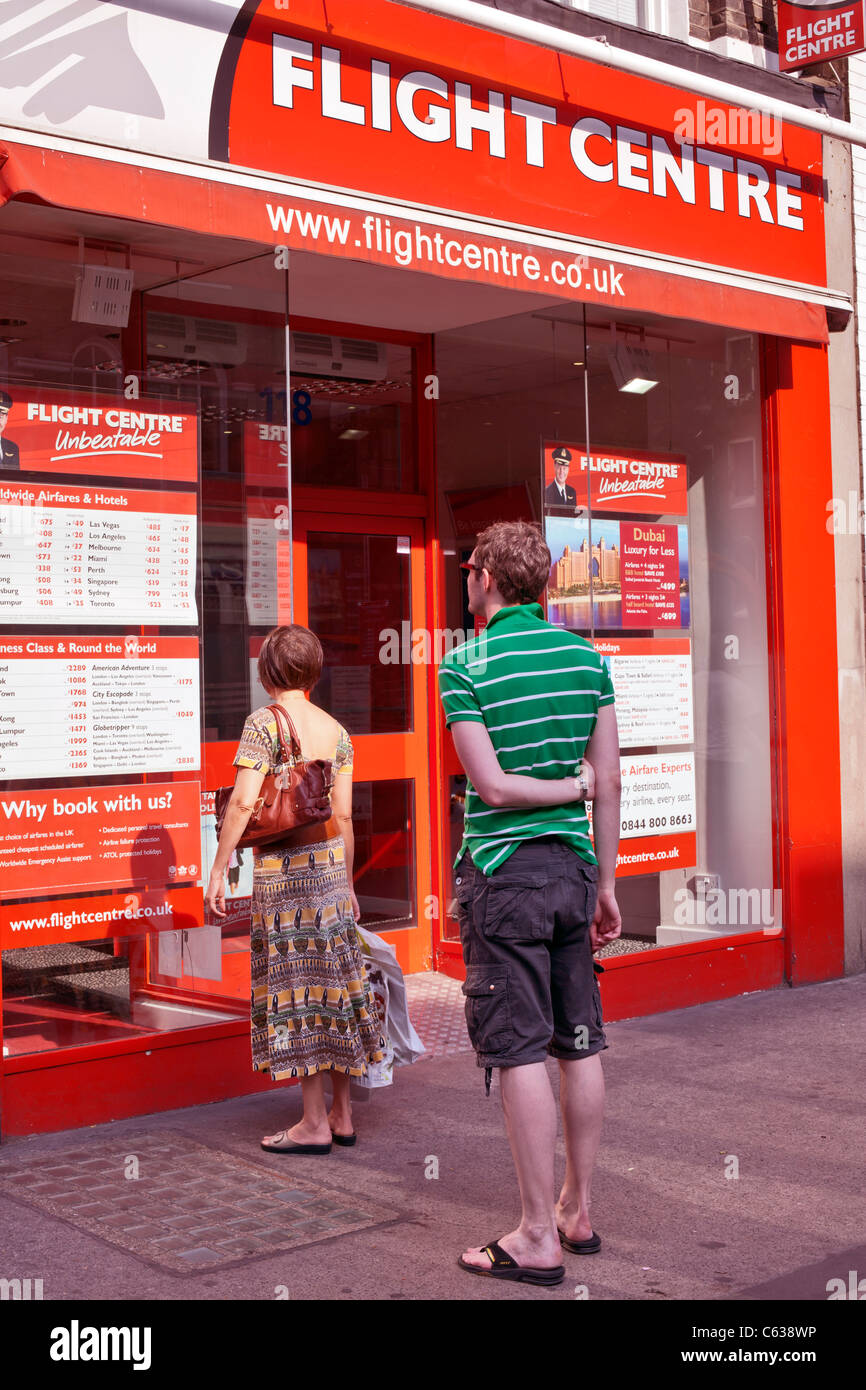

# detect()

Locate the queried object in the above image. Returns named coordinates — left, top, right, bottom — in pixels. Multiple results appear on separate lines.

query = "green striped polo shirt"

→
left=437, top=602, right=615, bottom=875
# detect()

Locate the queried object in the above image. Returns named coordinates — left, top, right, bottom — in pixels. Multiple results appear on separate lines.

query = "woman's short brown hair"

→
left=257, top=625, right=323, bottom=693
left=474, top=521, right=551, bottom=606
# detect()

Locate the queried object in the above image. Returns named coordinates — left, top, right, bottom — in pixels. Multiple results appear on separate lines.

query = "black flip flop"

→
left=331, top=1132, right=357, bottom=1147
left=558, top=1227, right=602, bottom=1255
left=458, top=1239, right=565, bottom=1285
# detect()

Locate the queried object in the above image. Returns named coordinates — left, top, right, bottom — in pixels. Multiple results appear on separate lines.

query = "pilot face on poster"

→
left=0, top=392, right=21, bottom=471
left=544, top=446, right=578, bottom=512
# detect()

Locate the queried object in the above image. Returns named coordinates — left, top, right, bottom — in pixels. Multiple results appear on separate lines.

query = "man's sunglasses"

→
left=459, top=562, right=483, bottom=575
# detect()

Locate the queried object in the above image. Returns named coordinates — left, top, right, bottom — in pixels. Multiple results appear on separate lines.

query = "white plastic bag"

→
left=353, top=921, right=426, bottom=1088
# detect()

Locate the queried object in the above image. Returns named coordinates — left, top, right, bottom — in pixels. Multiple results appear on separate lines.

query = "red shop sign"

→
left=216, top=0, right=826, bottom=289
left=778, top=1, right=866, bottom=72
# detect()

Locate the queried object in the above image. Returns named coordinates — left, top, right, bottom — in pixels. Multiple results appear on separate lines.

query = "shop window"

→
left=304, top=530, right=413, bottom=735
left=0, top=242, right=227, bottom=1053
left=352, top=780, right=416, bottom=931
left=4, top=925, right=246, bottom=1060
left=1, top=228, right=425, bottom=1064
left=435, top=306, right=777, bottom=952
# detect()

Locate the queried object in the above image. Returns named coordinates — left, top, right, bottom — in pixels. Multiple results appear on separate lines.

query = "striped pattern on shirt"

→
left=437, top=603, right=615, bottom=875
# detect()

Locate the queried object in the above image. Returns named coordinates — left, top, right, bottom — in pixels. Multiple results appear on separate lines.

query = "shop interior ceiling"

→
left=0, top=201, right=730, bottom=399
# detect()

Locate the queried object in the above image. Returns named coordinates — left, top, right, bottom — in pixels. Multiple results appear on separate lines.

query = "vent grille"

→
left=292, top=332, right=333, bottom=355
left=72, top=265, right=134, bottom=328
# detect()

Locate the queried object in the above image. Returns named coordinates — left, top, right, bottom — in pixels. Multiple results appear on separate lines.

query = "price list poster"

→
left=0, top=481, right=197, bottom=624
left=543, top=442, right=696, bottom=878
left=245, top=497, right=292, bottom=628
left=0, top=387, right=204, bottom=928
left=0, top=635, right=200, bottom=780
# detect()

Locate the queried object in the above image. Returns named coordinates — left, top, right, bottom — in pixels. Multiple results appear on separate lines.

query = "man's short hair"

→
left=474, top=521, right=551, bottom=606
left=257, top=624, right=323, bottom=693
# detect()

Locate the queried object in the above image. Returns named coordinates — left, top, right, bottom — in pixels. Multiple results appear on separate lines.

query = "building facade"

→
left=0, top=0, right=861, bottom=1136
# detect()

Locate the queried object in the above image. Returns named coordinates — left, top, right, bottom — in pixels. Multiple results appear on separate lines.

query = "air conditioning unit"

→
left=290, top=332, right=387, bottom=380
left=147, top=313, right=248, bottom=366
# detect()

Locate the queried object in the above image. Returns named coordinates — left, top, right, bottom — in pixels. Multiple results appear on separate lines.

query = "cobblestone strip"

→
left=0, top=1130, right=398, bottom=1273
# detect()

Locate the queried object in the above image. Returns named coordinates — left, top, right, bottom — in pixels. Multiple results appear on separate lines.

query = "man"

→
left=438, top=519, right=621, bottom=1286
left=543, top=446, right=578, bottom=512
left=0, top=391, right=20, bottom=470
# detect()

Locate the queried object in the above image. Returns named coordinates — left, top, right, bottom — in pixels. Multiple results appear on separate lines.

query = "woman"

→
left=205, top=624, right=386, bottom=1154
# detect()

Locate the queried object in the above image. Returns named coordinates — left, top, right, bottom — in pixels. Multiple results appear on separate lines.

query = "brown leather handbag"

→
left=215, top=704, right=333, bottom=850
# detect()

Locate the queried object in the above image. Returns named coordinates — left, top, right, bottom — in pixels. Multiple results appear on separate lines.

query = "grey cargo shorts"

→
left=454, top=838, right=607, bottom=1071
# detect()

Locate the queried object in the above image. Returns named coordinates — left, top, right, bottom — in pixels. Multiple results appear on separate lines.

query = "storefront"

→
left=0, top=0, right=850, bottom=1135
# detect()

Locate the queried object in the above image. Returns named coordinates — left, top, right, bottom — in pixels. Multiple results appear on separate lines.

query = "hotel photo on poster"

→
left=545, top=515, right=689, bottom=630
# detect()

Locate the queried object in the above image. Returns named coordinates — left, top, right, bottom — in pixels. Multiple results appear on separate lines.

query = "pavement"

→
left=1, top=970, right=865, bottom=1303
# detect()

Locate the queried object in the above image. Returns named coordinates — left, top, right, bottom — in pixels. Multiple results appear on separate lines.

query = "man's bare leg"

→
left=461, top=1061, right=562, bottom=1270
left=555, top=1053, right=605, bottom=1241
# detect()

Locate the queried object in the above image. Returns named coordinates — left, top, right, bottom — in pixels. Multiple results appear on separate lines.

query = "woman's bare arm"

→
left=205, top=766, right=265, bottom=917
left=331, top=768, right=360, bottom=921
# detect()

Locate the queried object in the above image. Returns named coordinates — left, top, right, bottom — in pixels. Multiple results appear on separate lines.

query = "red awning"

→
left=0, top=135, right=839, bottom=343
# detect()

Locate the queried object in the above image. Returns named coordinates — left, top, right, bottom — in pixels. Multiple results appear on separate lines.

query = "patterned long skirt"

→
left=250, top=833, right=386, bottom=1082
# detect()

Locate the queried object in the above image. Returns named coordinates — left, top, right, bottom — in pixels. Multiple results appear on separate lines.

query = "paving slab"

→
left=0, top=972, right=863, bottom=1301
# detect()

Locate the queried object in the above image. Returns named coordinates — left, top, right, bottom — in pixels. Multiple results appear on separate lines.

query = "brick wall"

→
left=713, top=2, right=777, bottom=46
left=689, top=1, right=777, bottom=48
left=689, top=3, right=711, bottom=42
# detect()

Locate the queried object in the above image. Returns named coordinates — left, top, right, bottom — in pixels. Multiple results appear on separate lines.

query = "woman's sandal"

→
left=260, top=1130, right=332, bottom=1155
left=458, top=1239, right=565, bottom=1285
left=331, top=1132, right=357, bottom=1147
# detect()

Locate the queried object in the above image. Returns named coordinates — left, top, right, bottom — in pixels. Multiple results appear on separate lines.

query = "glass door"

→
left=292, top=513, right=432, bottom=975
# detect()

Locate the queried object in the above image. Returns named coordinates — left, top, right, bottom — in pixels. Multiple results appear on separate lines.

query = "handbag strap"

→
left=268, top=703, right=302, bottom=766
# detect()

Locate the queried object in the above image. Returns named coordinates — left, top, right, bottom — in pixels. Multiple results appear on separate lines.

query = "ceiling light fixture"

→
left=608, top=337, right=658, bottom=394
